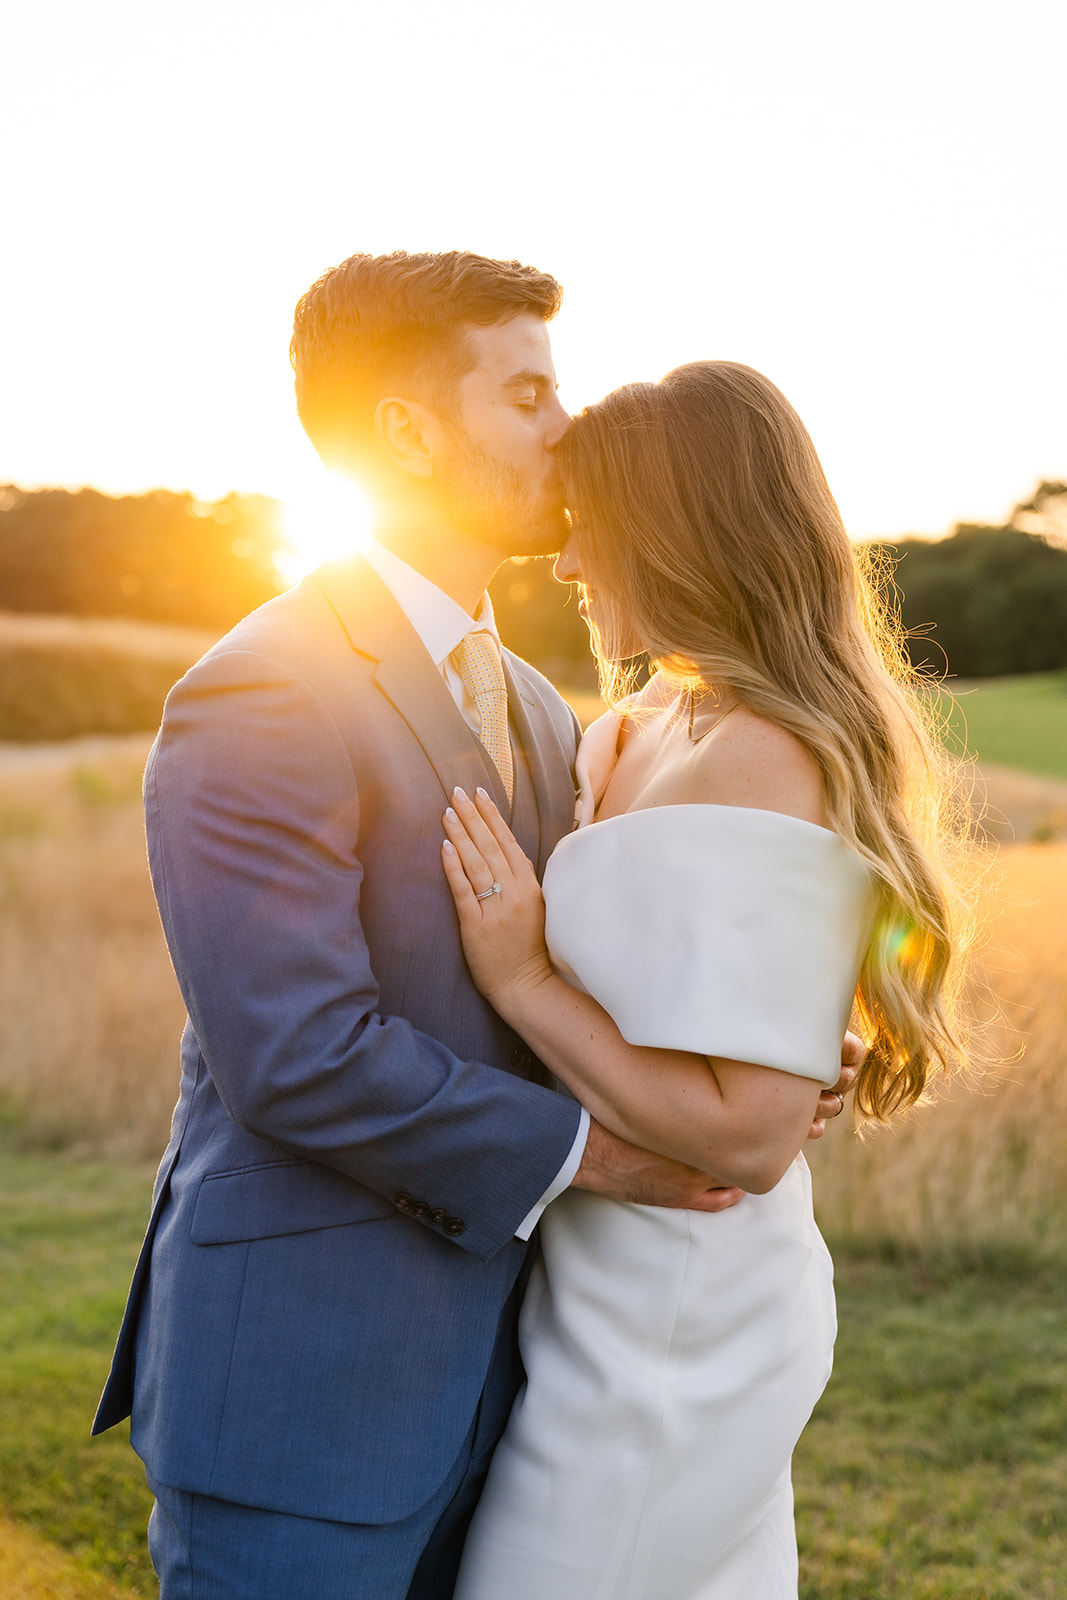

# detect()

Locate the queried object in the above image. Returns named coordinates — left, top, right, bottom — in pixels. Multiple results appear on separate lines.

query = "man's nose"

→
left=544, top=394, right=571, bottom=451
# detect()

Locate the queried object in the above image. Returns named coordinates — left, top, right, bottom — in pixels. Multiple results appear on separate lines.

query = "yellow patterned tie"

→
left=453, top=630, right=514, bottom=805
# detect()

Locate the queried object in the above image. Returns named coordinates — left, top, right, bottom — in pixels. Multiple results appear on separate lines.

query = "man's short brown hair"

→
left=290, top=250, right=563, bottom=476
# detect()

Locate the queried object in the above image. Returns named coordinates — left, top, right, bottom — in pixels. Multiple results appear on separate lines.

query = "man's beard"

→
left=438, top=428, right=569, bottom=558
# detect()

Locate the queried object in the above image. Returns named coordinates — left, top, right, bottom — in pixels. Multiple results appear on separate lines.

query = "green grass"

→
left=0, top=1152, right=157, bottom=1592
left=2, top=1153, right=1065, bottom=1596
left=795, top=1251, right=1067, bottom=1598
left=936, top=671, right=1067, bottom=781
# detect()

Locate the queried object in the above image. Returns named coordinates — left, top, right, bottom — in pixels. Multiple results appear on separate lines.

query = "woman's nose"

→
left=553, top=537, right=581, bottom=585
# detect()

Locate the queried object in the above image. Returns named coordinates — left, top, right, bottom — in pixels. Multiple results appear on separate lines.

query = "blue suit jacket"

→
left=92, top=555, right=584, bottom=1525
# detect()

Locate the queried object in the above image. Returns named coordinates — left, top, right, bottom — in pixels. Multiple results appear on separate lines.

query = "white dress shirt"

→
left=358, top=538, right=589, bottom=1236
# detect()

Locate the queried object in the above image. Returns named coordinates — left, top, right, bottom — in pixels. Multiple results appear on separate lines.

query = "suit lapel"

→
left=503, top=655, right=578, bottom=875
left=375, top=644, right=509, bottom=810
left=314, top=555, right=512, bottom=809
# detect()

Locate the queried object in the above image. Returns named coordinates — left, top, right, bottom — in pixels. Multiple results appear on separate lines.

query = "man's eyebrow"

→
left=501, top=368, right=558, bottom=390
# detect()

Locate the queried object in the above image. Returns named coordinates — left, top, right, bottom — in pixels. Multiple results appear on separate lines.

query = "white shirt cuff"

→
left=514, top=1108, right=590, bottom=1240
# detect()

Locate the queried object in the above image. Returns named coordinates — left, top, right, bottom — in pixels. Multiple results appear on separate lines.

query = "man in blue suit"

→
left=94, top=250, right=853, bottom=1598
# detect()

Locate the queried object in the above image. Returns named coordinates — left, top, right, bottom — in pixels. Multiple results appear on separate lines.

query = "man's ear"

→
left=374, top=397, right=443, bottom=481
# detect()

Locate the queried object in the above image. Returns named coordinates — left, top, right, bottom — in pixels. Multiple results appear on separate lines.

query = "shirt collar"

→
left=359, top=537, right=498, bottom=667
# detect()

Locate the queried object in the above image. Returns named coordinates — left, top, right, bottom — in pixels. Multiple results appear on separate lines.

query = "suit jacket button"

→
left=429, top=1209, right=448, bottom=1226
left=412, top=1201, right=431, bottom=1219
left=444, top=1217, right=465, bottom=1237
left=511, top=1046, right=533, bottom=1069
left=395, top=1191, right=415, bottom=1213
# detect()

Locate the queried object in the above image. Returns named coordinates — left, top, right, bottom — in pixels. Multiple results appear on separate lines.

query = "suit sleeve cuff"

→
left=513, top=1108, right=590, bottom=1240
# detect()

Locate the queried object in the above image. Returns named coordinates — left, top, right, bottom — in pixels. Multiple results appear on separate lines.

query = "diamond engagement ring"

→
left=475, top=882, right=503, bottom=901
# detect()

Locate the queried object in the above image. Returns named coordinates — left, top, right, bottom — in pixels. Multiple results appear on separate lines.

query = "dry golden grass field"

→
left=0, top=731, right=1065, bottom=1256
left=0, top=735, right=183, bottom=1158
left=807, top=834, right=1067, bottom=1263
left=0, top=612, right=219, bottom=742
left=0, top=612, right=218, bottom=662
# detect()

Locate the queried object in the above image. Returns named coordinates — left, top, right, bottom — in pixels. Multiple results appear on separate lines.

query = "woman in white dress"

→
left=440, top=362, right=973, bottom=1600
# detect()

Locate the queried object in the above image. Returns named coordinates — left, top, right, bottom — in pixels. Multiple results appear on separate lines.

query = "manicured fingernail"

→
left=445, top=807, right=457, bottom=821
left=442, top=839, right=455, bottom=854
left=476, top=787, right=490, bottom=799
left=453, top=786, right=468, bottom=802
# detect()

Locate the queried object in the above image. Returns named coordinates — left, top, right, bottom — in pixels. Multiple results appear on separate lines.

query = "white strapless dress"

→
left=454, top=805, right=875, bottom=1600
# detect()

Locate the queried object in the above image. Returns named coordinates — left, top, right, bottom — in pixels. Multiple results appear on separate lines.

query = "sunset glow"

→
left=1, top=1, right=1064, bottom=543
left=276, top=475, right=375, bottom=585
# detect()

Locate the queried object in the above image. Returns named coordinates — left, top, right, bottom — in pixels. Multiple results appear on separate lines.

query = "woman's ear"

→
left=374, top=396, right=442, bottom=481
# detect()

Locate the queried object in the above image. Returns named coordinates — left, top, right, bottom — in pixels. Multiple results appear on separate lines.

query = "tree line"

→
left=870, top=481, right=1067, bottom=678
left=1, top=480, right=1065, bottom=681
left=0, top=486, right=284, bottom=632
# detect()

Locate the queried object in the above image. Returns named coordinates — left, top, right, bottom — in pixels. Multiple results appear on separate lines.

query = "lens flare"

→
left=881, top=914, right=924, bottom=967
left=275, top=474, right=374, bottom=585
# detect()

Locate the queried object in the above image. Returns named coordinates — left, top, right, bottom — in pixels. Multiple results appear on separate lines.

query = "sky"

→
left=2, top=0, right=1064, bottom=560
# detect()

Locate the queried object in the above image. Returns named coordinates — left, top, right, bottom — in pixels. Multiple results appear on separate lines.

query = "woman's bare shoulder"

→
left=691, top=709, right=828, bottom=828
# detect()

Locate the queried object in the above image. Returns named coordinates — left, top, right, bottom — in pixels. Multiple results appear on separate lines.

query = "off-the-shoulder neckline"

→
left=576, top=802, right=841, bottom=842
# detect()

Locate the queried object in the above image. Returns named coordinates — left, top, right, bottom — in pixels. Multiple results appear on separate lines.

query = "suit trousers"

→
left=147, top=1422, right=481, bottom=1600
left=147, top=1280, right=525, bottom=1600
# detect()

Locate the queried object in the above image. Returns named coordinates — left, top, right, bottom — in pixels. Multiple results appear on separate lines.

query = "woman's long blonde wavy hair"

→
left=557, top=361, right=978, bottom=1123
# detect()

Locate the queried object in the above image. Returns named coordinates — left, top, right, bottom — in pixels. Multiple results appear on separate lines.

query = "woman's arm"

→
left=442, top=787, right=827, bottom=1195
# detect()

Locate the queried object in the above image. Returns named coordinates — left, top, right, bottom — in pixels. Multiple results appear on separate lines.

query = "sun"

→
left=276, top=472, right=375, bottom=585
